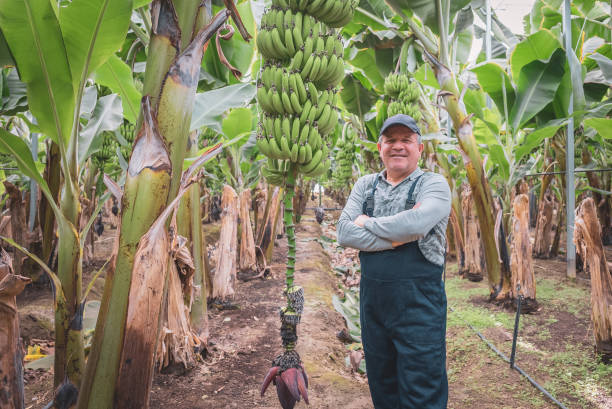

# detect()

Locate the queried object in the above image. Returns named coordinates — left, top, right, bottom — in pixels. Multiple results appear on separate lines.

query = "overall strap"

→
left=404, top=174, right=424, bottom=210
left=362, top=176, right=380, bottom=216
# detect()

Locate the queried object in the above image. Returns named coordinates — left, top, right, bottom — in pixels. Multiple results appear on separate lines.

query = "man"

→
left=337, top=114, right=451, bottom=408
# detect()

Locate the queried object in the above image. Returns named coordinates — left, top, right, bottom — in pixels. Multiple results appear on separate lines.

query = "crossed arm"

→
left=336, top=174, right=451, bottom=252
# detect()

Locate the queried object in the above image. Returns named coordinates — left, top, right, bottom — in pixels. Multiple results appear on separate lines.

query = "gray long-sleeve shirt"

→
left=336, top=167, right=451, bottom=266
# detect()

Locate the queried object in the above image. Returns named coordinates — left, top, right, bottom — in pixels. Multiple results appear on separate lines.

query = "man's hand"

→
left=354, top=214, right=370, bottom=227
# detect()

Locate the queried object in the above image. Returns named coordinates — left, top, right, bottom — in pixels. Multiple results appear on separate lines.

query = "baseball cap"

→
left=379, top=114, right=421, bottom=138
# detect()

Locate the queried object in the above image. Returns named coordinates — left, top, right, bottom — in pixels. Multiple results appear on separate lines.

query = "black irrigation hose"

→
left=448, top=303, right=570, bottom=409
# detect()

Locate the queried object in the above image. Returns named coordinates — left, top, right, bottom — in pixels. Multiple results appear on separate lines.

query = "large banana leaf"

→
left=0, top=0, right=74, bottom=145
left=221, top=107, right=253, bottom=139
left=1, top=69, right=28, bottom=115
left=509, top=48, right=565, bottom=131
left=382, top=0, right=471, bottom=35
left=0, top=129, right=59, bottom=217
left=514, top=118, right=566, bottom=162
left=584, top=118, right=612, bottom=139
left=348, top=48, right=386, bottom=92
left=509, top=30, right=561, bottom=81
left=471, top=62, right=515, bottom=116
left=0, top=30, right=14, bottom=67
left=339, top=74, right=377, bottom=121
left=190, top=82, right=256, bottom=132
left=94, top=55, right=141, bottom=123
left=78, top=94, right=124, bottom=165
left=60, top=0, right=133, bottom=89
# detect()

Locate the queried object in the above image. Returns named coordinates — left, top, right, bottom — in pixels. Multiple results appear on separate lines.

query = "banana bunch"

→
left=256, top=4, right=352, bottom=180
left=92, top=131, right=117, bottom=169
left=261, top=152, right=330, bottom=186
left=257, top=8, right=345, bottom=88
left=120, top=121, right=135, bottom=160
left=270, top=0, right=358, bottom=28
left=332, top=128, right=356, bottom=187
left=382, top=74, right=423, bottom=123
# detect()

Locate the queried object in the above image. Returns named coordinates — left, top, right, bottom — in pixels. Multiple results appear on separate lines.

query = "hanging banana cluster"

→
left=332, top=128, right=356, bottom=188
left=92, top=131, right=118, bottom=170
left=119, top=121, right=136, bottom=160
left=255, top=0, right=357, bottom=185
left=383, top=73, right=423, bottom=122
left=257, top=0, right=356, bottom=408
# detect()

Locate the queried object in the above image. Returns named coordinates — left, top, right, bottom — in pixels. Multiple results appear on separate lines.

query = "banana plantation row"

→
left=0, top=0, right=610, bottom=408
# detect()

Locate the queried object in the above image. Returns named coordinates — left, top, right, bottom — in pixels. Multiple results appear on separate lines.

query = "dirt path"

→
left=150, top=213, right=373, bottom=408
left=20, top=205, right=612, bottom=408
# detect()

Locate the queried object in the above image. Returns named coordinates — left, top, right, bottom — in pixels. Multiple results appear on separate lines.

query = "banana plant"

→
left=0, top=0, right=133, bottom=387
left=78, top=1, right=250, bottom=407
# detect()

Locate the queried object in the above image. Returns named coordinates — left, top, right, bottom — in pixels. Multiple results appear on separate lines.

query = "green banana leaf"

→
left=0, top=30, right=14, bottom=67
left=381, top=0, right=470, bottom=35
left=514, top=118, right=566, bottom=162
left=509, top=30, right=561, bottom=81
left=60, top=0, right=132, bottom=90
left=0, top=0, right=74, bottom=145
left=339, top=74, right=377, bottom=121
left=78, top=94, right=124, bottom=165
left=488, top=144, right=508, bottom=181
left=222, top=107, right=253, bottom=139
left=1, top=69, right=28, bottom=115
left=94, top=55, right=141, bottom=123
left=348, top=48, right=386, bottom=92
left=509, top=48, right=566, bottom=132
left=584, top=118, right=612, bottom=139
left=190, top=82, right=256, bottom=132
left=471, top=61, right=515, bottom=117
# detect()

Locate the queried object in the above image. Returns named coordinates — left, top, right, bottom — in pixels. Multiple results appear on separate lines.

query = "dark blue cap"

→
left=379, top=114, right=421, bottom=138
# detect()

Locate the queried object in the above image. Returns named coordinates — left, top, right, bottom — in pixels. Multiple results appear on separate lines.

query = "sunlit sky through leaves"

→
left=469, top=0, right=537, bottom=61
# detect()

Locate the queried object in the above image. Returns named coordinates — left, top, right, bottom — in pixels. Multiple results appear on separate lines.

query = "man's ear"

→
left=377, top=142, right=381, bottom=153
left=418, top=143, right=424, bottom=154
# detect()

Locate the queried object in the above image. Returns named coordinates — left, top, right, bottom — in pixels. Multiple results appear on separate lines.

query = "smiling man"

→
left=337, top=114, right=451, bottom=408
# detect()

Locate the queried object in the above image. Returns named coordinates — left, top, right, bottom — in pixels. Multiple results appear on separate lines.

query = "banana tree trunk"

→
left=4, top=182, right=26, bottom=276
left=77, top=99, right=172, bottom=409
left=78, top=6, right=231, bottom=406
left=574, top=198, right=612, bottom=361
left=550, top=133, right=567, bottom=259
left=239, top=189, right=257, bottom=274
left=0, top=250, right=30, bottom=409
left=533, top=189, right=555, bottom=258
left=39, top=141, right=61, bottom=266
left=510, top=194, right=538, bottom=313
left=461, top=185, right=485, bottom=281
left=181, top=134, right=210, bottom=342
left=582, top=149, right=612, bottom=245
left=212, top=185, right=238, bottom=301
left=423, top=49, right=510, bottom=299
left=257, top=186, right=282, bottom=264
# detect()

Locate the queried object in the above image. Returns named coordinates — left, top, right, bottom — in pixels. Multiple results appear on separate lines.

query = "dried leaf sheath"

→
left=0, top=250, right=30, bottom=409
left=212, top=185, right=239, bottom=300
left=574, top=198, right=612, bottom=361
left=77, top=97, right=171, bottom=409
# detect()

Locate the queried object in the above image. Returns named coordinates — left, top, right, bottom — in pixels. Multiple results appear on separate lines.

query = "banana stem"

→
left=284, top=166, right=297, bottom=289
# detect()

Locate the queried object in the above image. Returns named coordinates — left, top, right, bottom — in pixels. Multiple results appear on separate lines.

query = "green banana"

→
left=281, top=91, right=294, bottom=114
left=280, top=135, right=292, bottom=159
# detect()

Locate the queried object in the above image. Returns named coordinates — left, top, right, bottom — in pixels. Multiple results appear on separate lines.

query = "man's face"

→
left=377, top=125, right=423, bottom=176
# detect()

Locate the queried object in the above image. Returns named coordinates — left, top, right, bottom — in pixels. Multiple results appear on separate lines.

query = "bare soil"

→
left=18, top=204, right=612, bottom=409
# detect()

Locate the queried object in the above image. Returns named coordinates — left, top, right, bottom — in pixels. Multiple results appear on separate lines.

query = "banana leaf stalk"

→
left=421, top=47, right=512, bottom=300
left=77, top=97, right=172, bottom=409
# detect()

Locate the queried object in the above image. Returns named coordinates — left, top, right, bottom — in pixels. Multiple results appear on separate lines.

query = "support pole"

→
left=485, top=0, right=492, bottom=109
left=563, top=0, right=576, bottom=279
